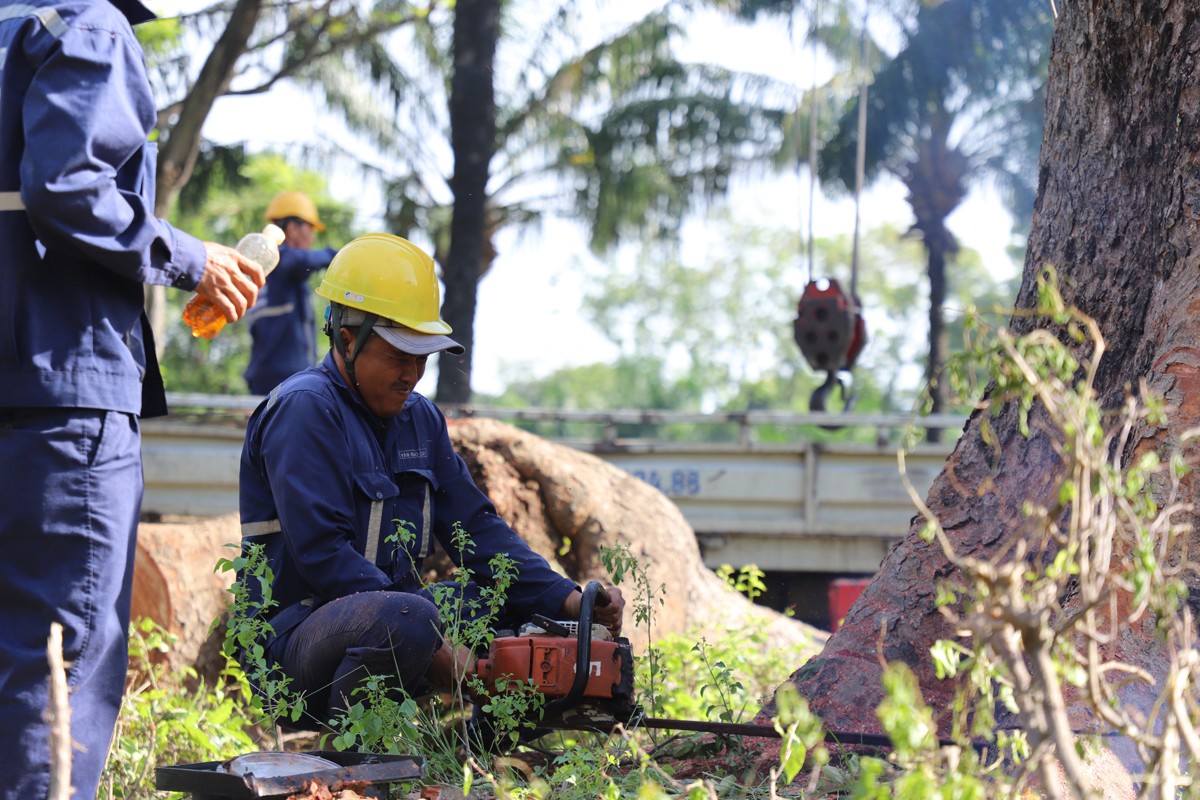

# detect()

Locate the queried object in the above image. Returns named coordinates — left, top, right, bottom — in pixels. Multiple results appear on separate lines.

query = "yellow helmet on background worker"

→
left=266, top=191, right=325, bottom=232
left=316, top=233, right=463, bottom=356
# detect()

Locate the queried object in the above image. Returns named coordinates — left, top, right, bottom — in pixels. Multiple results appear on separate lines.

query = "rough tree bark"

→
left=131, top=418, right=822, bottom=679
left=759, top=1, right=1200, bottom=787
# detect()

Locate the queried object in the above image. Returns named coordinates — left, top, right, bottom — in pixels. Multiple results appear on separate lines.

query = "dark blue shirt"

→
left=243, top=244, right=337, bottom=395
left=239, top=353, right=578, bottom=643
left=0, top=0, right=208, bottom=414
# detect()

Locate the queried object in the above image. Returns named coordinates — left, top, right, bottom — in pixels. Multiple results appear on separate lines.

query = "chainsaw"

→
left=470, top=581, right=640, bottom=734
left=469, top=581, right=973, bottom=751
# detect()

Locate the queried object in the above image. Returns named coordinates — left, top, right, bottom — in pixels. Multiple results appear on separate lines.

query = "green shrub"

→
left=100, top=619, right=257, bottom=800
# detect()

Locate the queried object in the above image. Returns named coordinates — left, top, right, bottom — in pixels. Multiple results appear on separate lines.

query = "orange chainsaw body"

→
left=474, top=634, right=629, bottom=701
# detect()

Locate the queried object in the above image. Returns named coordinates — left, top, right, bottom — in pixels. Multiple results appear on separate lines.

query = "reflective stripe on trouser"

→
left=0, top=408, right=142, bottom=800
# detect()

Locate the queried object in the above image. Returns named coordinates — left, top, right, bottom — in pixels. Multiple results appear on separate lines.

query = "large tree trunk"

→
left=436, top=0, right=499, bottom=405
left=902, top=117, right=966, bottom=440
left=131, top=418, right=822, bottom=680
left=763, top=1, right=1200, bottom=786
left=131, top=513, right=243, bottom=681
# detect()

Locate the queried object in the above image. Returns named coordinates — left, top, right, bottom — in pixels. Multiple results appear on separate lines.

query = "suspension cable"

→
left=850, top=12, right=868, bottom=301
left=806, top=0, right=820, bottom=284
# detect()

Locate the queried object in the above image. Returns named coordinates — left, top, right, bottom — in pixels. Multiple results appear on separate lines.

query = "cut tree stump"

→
left=131, top=513, right=240, bottom=681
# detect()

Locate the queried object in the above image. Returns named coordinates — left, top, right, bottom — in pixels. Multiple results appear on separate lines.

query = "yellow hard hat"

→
left=265, top=191, right=325, bottom=232
left=315, top=233, right=453, bottom=334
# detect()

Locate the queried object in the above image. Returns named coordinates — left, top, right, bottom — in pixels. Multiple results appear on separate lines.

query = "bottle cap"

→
left=263, top=224, right=285, bottom=246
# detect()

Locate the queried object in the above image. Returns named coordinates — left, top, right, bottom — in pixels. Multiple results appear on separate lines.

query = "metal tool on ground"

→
left=155, top=751, right=424, bottom=800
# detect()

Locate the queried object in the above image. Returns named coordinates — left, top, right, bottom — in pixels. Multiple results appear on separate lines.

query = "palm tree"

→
left=377, top=2, right=793, bottom=402
left=816, top=0, right=1053, bottom=429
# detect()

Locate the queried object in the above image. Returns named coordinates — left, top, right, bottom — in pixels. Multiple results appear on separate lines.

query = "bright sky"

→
left=169, top=1, right=1025, bottom=397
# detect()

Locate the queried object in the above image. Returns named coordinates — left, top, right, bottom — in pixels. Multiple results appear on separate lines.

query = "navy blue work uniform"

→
left=243, top=244, right=337, bottom=395
left=239, top=354, right=578, bottom=722
left=0, top=0, right=209, bottom=797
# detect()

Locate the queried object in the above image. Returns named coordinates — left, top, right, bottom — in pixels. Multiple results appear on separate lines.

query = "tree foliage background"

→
left=142, top=0, right=1041, bottom=413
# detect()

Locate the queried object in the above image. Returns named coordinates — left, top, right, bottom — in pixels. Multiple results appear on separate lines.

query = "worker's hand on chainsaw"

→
left=195, top=241, right=266, bottom=323
left=560, top=584, right=626, bottom=637
left=427, top=641, right=478, bottom=694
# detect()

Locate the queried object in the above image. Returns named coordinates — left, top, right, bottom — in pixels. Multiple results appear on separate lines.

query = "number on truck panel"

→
left=631, top=469, right=700, bottom=497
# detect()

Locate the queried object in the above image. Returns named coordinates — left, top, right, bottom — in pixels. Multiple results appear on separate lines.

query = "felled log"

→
left=131, top=513, right=239, bottom=681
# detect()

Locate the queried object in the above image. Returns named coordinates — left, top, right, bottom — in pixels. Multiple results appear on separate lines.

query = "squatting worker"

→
left=243, top=191, right=340, bottom=395
left=237, top=233, right=624, bottom=727
left=0, top=0, right=265, bottom=797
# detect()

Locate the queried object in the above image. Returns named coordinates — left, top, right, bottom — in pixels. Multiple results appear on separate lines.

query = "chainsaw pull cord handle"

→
left=545, top=580, right=608, bottom=715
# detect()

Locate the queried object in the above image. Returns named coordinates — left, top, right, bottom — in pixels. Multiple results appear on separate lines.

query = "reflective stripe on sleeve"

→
left=35, top=6, right=67, bottom=36
left=0, top=6, right=67, bottom=36
left=241, top=519, right=282, bottom=537
left=244, top=302, right=294, bottom=326
left=0, top=192, right=24, bottom=211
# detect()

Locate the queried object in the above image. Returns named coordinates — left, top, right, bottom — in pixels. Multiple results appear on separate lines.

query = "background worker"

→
left=243, top=191, right=339, bottom=395
left=0, top=0, right=264, bottom=798
left=237, top=233, right=624, bottom=727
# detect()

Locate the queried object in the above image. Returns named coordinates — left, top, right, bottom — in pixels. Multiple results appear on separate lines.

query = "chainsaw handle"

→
left=545, top=580, right=605, bottom=715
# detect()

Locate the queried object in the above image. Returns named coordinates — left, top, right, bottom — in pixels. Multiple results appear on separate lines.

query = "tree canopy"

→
left=479, top=211, right=1017, bottom=425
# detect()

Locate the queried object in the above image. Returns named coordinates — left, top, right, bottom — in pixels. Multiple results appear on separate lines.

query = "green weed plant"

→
left=886, top=268, right=1200, bottom=796
left=99, top=619, right=256, bottom=800
left=213, top=541, right=307, bottom=741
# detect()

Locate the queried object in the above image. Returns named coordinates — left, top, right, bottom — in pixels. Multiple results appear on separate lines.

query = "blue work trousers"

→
left=0, top=408, right=142, bottom=800
left=272, top=591, right=444, bottom=726
left=270, top=582, right=529, bottom=727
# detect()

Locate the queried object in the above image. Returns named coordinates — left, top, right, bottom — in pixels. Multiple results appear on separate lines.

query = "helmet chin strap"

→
left=327, top=303, right=379, bottom=398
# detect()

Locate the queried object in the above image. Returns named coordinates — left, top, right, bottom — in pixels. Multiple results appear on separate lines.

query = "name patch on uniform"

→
left=395, top=448, right=427, bottom=461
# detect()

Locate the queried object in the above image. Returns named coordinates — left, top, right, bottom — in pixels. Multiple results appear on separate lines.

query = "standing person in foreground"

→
left=0, top=1, right=265, bottom=797
left=243, top=191, right=340, bottom=395
left=238, top=233, right=624, bottom=729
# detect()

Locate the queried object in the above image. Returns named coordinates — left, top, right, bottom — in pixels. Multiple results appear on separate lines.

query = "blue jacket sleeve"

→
left=20, top=12, right=206, bottom=289
left=275, top=246, right=337, bottom=284
left=425, top=414, right=579, bottom=619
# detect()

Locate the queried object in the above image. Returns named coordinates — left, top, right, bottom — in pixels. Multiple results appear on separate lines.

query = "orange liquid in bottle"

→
left=180, top=224, right=284, bottom=339
left=181, top=296, right=226, bottom=339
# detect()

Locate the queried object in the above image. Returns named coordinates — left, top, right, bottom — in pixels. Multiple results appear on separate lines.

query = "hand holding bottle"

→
left=183, top=225, right=284, bottom=339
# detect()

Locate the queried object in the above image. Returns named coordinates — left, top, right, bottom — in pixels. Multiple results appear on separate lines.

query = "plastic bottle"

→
left=182, top=224, right=286, bottom=339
